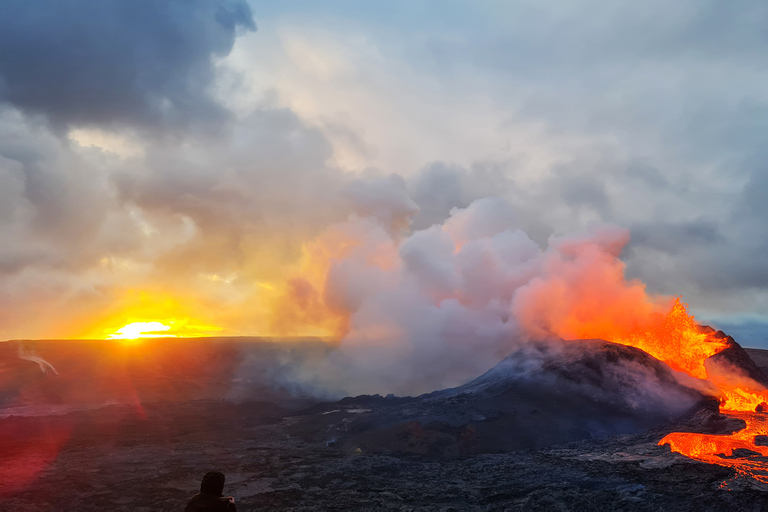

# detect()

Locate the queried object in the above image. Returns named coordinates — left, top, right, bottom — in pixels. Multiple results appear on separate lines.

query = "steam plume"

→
left=277, top=184, right=675, bottom=396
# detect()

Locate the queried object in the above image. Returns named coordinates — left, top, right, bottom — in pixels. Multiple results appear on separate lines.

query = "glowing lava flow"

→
left=658, top=379, right=768, bottom=485
left=660, top=411, right=768, bottom=485
left=573, top=297, right=768, bottom=484
left=620, top=301, right=768, bottom=483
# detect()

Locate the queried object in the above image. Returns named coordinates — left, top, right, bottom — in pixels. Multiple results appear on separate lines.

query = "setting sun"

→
left=107, top=321, right=174, bottom=340
left=100, top=313, right=224, bottom=341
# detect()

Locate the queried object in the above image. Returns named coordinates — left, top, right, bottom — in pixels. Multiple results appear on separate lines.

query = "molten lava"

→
left=574, top=297, right=768, bottom=485
left=602, top=298, right=729, bottom=380
left=659, top=411, right=768, bottom=485
left=657, top=375, right=768, bottom=486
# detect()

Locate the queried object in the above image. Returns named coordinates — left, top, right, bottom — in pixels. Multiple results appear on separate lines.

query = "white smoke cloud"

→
left=289, top=191, right=669, bottom=397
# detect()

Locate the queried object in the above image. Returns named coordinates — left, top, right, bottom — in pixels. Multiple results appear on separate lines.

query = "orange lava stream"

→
left=659, top=411, right=768, bottom=485
left=647, top=312, right=768, bottom=485
left=574, top=297, right=768, bottom=483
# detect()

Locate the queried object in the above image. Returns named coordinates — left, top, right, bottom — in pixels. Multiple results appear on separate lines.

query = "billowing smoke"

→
left=277, top=175, right=675, bottom=396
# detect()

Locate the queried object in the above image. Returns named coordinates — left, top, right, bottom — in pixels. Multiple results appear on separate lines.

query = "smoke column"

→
left=273, top=176, right=675, bottom=396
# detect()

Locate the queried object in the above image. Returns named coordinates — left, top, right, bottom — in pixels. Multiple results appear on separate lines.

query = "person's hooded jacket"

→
left=185, top=471, right=236, bottom=512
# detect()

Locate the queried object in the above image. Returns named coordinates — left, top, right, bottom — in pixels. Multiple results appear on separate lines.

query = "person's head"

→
left=200, top=471, right=226, bottom=496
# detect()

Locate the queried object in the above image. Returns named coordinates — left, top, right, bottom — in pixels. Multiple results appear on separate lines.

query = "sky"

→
left=1, top=1, right=767, bottom=350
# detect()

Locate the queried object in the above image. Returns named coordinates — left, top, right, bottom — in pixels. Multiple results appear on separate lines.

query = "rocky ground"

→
left=2, top=339, right=768, bottom=510
left=0, top=397, right=767, bottom=511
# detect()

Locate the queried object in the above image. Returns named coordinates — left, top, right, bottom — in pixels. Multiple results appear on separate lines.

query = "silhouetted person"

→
left=185, top=471, right=236, bottom=512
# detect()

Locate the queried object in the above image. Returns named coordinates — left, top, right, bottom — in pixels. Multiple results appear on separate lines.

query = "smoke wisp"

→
left=17, top=346, right=59, bottom=376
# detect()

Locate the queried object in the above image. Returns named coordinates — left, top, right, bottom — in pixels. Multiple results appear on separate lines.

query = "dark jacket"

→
left=186, top=472, right=236, bottom=512
left=185, top=492, right=236, bottom=512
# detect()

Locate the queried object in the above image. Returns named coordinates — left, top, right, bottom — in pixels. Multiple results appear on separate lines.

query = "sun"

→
left=107, top=321, right=176, bottom=340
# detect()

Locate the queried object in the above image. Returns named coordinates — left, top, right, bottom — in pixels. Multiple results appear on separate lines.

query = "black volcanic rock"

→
left=288, top=339, right=707, bottom=456
left=2, top=393, right=761, bottom=511
left=5, top=343, right=768, bottom=510
left=744, top=348, right=768, bottom=382
left=661, top=396, right=747, bottom=436
left=703, top=330, right=768, bottom=388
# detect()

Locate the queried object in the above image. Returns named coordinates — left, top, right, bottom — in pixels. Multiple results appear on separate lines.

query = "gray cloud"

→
left=0, top=106, right=129, bottom=273
left=0, top=100, right=353, bottom=338
left=0, top=0, right=768, bottom=351
left=114, top=107, right=347, bottom=279
left=387, top=1, right=768, bottom=326
left=0, top=0, right=255, bottom=132
left=629, top=220, right=723, bottom=255
left=408, top=162, right=515, bottom=231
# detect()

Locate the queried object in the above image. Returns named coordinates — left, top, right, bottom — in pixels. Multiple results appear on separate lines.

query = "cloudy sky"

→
left=1, top=1, right=767, bottom=348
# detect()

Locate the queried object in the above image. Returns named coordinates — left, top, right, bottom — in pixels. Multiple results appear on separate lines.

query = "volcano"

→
left=285, top=338, right=710, bottom=456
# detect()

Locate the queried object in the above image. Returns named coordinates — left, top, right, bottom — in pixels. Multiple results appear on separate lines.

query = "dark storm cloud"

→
left=0, top=0, right=255, bottom=131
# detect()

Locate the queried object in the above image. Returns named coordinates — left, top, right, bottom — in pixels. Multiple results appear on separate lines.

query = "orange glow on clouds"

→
left=64, top=289, right=225, bottom=341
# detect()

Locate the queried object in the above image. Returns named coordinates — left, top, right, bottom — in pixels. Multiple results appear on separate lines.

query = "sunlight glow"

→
left=108, top=321, right=175, bottom=340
